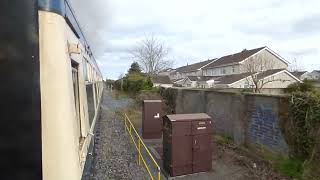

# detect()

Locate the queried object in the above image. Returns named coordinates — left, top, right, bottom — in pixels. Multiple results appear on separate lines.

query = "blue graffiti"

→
left=249, top=104, right=282, bottom=149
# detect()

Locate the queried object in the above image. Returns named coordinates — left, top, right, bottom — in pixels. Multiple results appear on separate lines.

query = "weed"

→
left=273, top=158, right=304, bottom=179
left=214, top=134, right=234, bottom=144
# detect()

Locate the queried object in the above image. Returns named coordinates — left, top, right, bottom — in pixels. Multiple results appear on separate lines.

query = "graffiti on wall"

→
left=249, top=103, right=287, bottom=151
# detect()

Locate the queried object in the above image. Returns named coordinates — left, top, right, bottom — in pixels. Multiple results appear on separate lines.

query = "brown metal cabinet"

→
left=142, top=100, right=162, bottom=139
left=163, top=113, right=212, bottom=177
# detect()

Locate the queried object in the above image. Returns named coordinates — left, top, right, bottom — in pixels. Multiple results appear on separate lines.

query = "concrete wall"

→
left=161, top=88, right=289, bottom=154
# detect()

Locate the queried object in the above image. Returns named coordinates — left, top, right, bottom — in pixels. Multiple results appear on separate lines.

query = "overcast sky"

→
left=69, top=0, right=320, bottom=79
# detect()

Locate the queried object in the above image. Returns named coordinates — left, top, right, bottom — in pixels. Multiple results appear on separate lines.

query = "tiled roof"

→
left=175, top=59, right=216, bottom=73
left=203, top=47, right=265, bottom=69
left=152, top=76, right=173, bottom=84
left=214, top=69, right=286, bottom=85
left=257, top=69, right=285, bottom=80
left=159, top=68, right=174, bottom=73
left=172, top=78, right=184, bottom=82
left=290, top=71, right=307, bottom=79
left=214, top=73, right=252, bottom=85
left=187, top=76, right=220, bottom=81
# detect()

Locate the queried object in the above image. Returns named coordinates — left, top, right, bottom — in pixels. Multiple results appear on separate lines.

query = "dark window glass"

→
left=86, top=84, right=95, bottom=125
left=95, top=83, right=99, bottom=107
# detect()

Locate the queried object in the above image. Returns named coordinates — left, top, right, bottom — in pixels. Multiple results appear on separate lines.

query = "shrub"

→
left=284, top=92, right=320, bottom=159
left=274, top=158, right=303, bottom=179
left=285, top=80, right=316, bottom=94
left=143, top=76, right=153, bottom=90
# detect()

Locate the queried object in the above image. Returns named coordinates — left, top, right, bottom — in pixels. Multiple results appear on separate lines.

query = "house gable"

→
left=240, top=47, right=288, bottom=72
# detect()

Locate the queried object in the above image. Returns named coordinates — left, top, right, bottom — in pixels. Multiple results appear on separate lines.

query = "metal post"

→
left=138, top=139, right=141, bottom=165
left=124, top=117, right=127, bottom=133
left=157, top=167, right=161, bottom=180
left=129, top=125, right=132, bottom=143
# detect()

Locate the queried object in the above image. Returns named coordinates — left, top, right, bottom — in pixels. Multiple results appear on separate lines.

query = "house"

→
left=172, top=78, right=184, bottom=86
left=290, top=71, right=309, bottom=80
left=170, top=59, right=216, bottom=80
left=213, top=69, right=301, bottom=89
left=174, top=46, right=300, bottom=91
left=306, top=70, right=320, bottom=80
left=158, top=68, right=175, bottom=76
left=152, top=76, right=173, bottom=88
left=182, top=76, right=220, bottom=88
left=202, top=46, right=288, bottom=76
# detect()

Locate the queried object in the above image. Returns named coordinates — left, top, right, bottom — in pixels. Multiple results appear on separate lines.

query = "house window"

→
left=221, top=68, right=226, bottom=74
left=244, top=81, right=250, bottom=88
left=232, top=66, right=235, bottom=73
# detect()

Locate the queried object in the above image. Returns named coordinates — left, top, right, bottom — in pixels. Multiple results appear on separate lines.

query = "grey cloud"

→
left=109, top=23, right=170, bottom=39
left=68, top=0, right=111, bottom=57
left=235, top=13, right=320, bottom=40
left=287, top=48, right=319, bottom=57
left=292, top=14, right=320, bottom=35
left=234, top=21, right=294, bottom=40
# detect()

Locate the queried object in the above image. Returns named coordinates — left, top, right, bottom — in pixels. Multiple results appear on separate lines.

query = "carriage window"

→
left=71, top=61, right=82, bottom=143
left=83, top=59, right=89, bottom=81
left=86, top=84, right=95, bottom=126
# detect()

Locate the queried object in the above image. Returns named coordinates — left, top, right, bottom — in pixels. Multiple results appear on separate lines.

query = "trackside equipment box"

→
left=163, top=113, right=213, bottom=177
left=142, top=100, right=162, bottom=139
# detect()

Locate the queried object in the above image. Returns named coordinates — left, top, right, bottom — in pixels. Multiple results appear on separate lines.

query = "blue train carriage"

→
left=0, top=1, right=104, bottom=180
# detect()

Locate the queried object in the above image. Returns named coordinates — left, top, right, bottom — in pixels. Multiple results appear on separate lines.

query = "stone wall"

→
left=160, top=88, right=289, bottom=154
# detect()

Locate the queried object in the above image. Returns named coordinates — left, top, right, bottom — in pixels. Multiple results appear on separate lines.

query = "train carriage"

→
left=0, top=1, right=104, bottom=180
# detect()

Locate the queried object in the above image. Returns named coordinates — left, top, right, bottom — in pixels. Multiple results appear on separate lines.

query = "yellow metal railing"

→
left=122, top=113, right=161, bottom=180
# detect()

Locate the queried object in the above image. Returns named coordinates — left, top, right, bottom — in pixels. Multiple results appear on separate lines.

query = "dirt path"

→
left=89, top=90, right=148, bottom=180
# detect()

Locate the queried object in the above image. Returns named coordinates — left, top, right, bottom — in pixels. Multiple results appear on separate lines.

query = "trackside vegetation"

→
left=280, top=80, right=320, bottom=179
left=114, top=62, right=154, bottom=94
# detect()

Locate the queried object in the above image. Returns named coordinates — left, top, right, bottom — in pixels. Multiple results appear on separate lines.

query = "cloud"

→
left=68, top=0, right=111, bottom=57
left=292, top=14, right=320, bottom=35
left=69, top=0, right=320, bottom=79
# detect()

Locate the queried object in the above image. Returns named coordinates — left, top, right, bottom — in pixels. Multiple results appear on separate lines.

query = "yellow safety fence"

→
left=122, top=113, right=161, bottom=180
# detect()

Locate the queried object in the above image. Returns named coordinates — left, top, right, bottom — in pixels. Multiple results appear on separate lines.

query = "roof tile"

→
left=203, top=47, right=265, bottom=69
left=175, top=59, right=216, bottom=73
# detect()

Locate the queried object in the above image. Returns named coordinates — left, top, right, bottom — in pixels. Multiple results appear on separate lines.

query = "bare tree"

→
left=245, top=55, right=289, bottom=93
left=288, top=58, right=305, bottom=72
left=130, top=36, right=173, bottom=76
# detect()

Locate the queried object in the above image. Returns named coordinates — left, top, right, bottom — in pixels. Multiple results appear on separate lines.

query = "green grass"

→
left=111, top=90, right=130, bottom=100
left=237, top=142, right=305, bottom=179
left=273, top=158, right=304, bottom=179
left=214, top=134, right=234, bottom=144
left=119, top=104, right=142, bottom=130
left=256, top=148, right=304, bottom=179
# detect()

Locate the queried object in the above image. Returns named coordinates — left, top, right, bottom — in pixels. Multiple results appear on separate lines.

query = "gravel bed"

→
left=90, top=91, right=148, bottom=180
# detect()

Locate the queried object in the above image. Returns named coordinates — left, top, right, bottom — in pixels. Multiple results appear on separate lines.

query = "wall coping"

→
left=167, top=87, right=290, bottom=98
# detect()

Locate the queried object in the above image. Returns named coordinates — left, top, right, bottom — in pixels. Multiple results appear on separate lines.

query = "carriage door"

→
left=72, top=62, right=81, bottom=141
